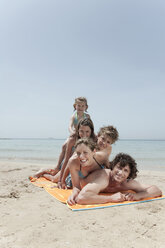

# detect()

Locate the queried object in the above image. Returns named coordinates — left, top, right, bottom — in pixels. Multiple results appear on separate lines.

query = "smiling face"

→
left=76, top=143, right=95, bottom=167
left=111, top=163, right=131, bottom=183
left=75, top=101, right=87, bottom=113
left=97, top=134, right=112, bottom=150
left=78, top=125, right=92, bottom=138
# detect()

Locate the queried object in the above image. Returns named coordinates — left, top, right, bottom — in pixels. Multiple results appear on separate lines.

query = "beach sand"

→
left=0, top=161, right=165, bottom=248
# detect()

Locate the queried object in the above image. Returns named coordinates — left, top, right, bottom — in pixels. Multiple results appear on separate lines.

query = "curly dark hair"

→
left=110, top=153, right=138, bottom=179
left=97, top=125, right=119, bottom=144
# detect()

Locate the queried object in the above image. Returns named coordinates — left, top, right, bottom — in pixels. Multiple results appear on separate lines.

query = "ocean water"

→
left=0, top=139, right=165, bottom=171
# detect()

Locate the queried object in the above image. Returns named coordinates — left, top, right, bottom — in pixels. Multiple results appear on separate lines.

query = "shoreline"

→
left=0, top=159, right=165, bottom=172
left=0, top=161, right=165, bottom=248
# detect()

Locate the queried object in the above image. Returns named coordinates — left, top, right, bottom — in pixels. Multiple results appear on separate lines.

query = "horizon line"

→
left=0, top=138, right=165, bottom=141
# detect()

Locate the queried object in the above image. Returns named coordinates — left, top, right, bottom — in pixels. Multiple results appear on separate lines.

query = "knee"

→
left=62, top=143, right=66, bottom=152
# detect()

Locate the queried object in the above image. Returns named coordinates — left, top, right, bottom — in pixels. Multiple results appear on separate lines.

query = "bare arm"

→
left=124, top=180, right=162, bottom=201
left=61, top=163, right=70, bottom=188
left=103, top=144, right=112, bottom=157
left=67, top=156, right=82, bottom=205
left=68, top=114, right=75, bottom=134
left=55, top=141, right=67, bottom=170
left=73, top=170, right=115, bottom=205
left=94, top=145, right=112, bottom=168
left=68, top=155, right=81, bottom=189
left=58, top=138, right=75, bottom=186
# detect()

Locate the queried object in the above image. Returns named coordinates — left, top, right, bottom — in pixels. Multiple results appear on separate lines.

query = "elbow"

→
left=150, top=185, right=162, bottom=197
left=76, top=192, right=88, bottom=205
left=156, top=188, right=162, bottom=197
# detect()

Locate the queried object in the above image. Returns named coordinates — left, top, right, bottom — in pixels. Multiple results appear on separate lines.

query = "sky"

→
left=0, top=0, right=165, bottom=139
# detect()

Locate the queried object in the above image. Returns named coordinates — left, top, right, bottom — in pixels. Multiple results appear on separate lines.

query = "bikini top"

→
left=73, top=111, right=88, bottom=126
left=78, top=156, right=105, bottom=179
left=93, top=156, right=105, bottom=169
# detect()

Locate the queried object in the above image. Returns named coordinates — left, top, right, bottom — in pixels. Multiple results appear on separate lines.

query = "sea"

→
left=0, top=138, right=165, bottom=171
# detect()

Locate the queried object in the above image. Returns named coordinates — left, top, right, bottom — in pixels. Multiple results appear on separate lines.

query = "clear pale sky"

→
left=0, top=0, right=165, bottom=139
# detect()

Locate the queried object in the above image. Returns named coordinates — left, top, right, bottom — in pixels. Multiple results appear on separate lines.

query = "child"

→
left=33, top=97, right=90, bottom=179
left=52, top=97, right=90, bottom=173
left=60, top=125, right=119, bottom=189
left=68, top=153, right=162, bottom=205
left=33, top=118, right=96, bottom=187
left=69, top=97, right=90, bottom=135
left=96, top=125, right=119, bottom=167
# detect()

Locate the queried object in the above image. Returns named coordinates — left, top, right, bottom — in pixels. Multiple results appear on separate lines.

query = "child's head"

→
left=110, top=153, right=138, bottom=180
left=77, top=118, right=96, bottom=141
left=97, top=125, right=119, bottom=149
left=73, top=97, right=88, bottom=112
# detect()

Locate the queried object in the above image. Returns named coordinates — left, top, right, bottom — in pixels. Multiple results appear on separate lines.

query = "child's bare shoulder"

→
left=66, top=136, right=76, bottom=147
left=70, top=113, right=75, bottom=120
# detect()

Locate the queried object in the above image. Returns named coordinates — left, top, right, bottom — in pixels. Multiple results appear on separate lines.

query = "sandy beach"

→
left=0, top=161, right=165, bottom=248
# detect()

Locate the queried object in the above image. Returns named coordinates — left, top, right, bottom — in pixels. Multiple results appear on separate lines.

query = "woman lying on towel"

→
left=68, top=149, right=162, bottom=205
left=32, top=118, right=96, bottom=187
left=60, top=125, right=119, bottom=189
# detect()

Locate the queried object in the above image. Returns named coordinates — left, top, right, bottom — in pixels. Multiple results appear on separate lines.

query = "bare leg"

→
left=33, top=167, right=60, bottom=178
left=55, top=140, right=68, bottom=169
left=32, top=140, right=68, bottom=179
left=33, top=168, right=49, bottom=178
left=42, top=171, right=60, bottom=183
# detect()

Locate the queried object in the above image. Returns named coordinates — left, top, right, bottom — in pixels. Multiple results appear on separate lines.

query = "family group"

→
left=32, top=97, right=162, bottom=205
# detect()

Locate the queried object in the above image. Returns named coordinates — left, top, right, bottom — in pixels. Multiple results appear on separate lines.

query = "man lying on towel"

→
left=68, top=153, right=162, bottom=205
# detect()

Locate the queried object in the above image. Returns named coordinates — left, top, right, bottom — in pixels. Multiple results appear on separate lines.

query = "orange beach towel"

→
left=30, top=177, right=165, bottom=211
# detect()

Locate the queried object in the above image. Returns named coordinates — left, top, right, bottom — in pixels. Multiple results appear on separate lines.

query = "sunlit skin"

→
left=69, top=101, right=90, bottom=135
left=32, top=125, right=92, bottom=184
left=67, top=138, right=115, bottom=205
left=76, top=144, right=95, bottom=169
left=78, top=126, right=92, bottom=138
left=111, top=163, right=131, bottom=184
left=75, top=101, right=87, bottom=114
left=57, top=125, right=92, bottom=187
left=97, top=135, right=112, bottom=150
left=68, top=160, right=162, bottom=205
left=103, top=164, right=131, bottom=194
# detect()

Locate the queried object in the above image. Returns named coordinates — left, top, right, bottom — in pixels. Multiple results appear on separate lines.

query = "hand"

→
left=67, top=188, right=80, bottom=205
left=57, top=181, right=67, bottom=189
left=111, top=192, right=126, bottom=202
left=57, top=181, right=62, bottom=189
left=67, top=194, right=77, bottom=205
left=61, top=182, right=67, bottom=189
left=124, top=193, right=136, bottom=201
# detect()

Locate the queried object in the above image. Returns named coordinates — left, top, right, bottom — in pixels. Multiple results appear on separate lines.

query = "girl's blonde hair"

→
left=73, top=97, right=88, bottom=111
